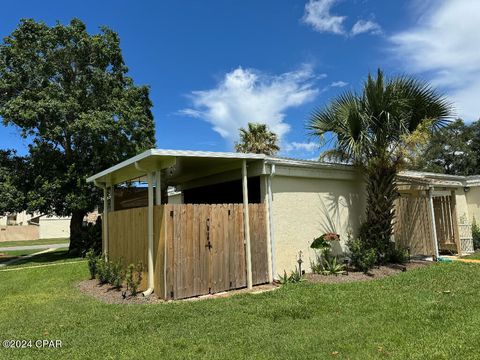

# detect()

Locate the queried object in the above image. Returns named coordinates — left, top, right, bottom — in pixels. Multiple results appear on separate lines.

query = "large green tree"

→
left=0, top=19, right=155, bottom=253
left=308, top=69, right=452, bottom=256
left=235, top=122, right=280, bottom=155
left=0, top=150, right=27, bottom=215
left=413, top=119, right=478, bottom=175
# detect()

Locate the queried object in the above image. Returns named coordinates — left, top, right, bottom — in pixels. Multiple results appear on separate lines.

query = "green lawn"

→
left=0, top=238, right=69, bottom=248
left=3, top=249, right=77, bottom=268
left=461, top=252, right=480, bottom=260
left=0, top=261, right=480, bottom=359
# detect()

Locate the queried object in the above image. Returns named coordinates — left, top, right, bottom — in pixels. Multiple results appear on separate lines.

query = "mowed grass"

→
left=462, top=252, right=480, bottom=260
left=1, top=262, right=480, bottom=359
left=3, top=249, right=78, bottom=268
left=0, top=238, right=69, bottom=248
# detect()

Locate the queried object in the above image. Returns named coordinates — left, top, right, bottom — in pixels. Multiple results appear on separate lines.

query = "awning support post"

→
left=143, top=171, right=155, bottom=296
left=428, top=187, right=440, bottom=259
left=103, top=185, right=109, bottom=260
left=242, top=160, right=253, bottom=289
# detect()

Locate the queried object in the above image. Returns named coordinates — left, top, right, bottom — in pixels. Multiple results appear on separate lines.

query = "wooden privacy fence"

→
left=394, top=192, right=435, bottom=256
left=107, top=203, right=269, bottom=300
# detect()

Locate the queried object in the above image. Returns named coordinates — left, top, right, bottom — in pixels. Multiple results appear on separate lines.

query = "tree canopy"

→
left=308, top=69, right=452, bottom=258
left=0, top=19, right=156, bottom=253
left=235, top=122, right=280, bottom=155
left=412, top=119, right=479, bottom=176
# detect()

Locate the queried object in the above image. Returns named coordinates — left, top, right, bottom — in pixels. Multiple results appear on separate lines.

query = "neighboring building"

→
left=0, top=211, right=71, bottom=241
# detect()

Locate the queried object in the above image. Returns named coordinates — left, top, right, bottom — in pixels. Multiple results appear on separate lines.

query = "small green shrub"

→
left=278, top=267, right=304, bottom=284
left=126, top=262, right=144, bottom=296
left=472, top=218, right=480, bottom=250
left=109, top=259, right=125, bottom=289
left=86, top=249, right=99, bottom=279
left=346, top=238, right=376, bottom=273
left=95, top=257, right=110, bottom=284
left=387, top=245, right=409, bottom=264
left=310, top=253, right=324, bottom=274
left=321, top=256, right=345, bottom=275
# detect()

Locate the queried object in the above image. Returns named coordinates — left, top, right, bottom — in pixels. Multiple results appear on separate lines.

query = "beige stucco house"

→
left=86, top=149, right=480, bottom=300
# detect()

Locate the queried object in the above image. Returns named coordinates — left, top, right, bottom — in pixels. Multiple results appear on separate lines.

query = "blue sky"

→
left=1, top=0, right=479, bottom=159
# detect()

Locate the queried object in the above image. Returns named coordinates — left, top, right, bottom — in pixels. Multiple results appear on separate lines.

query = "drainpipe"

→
left=267, top=164, right=276, bottom=279
left=428, top=186, right=440, bottom=260
left=135, top=162, right=154, bottom=297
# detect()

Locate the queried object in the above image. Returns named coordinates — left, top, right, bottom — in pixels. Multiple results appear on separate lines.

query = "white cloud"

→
left=389, top=0, right=480, bottom=121
left=284, top=141, right=318, bottom=153
left=302, top=0, right=346, bottom=35
left=181, top=65, right=319, bottom=142
left=302, top=0, right=382, bottom=37
left=351, top=20, right=382, bottom=36
left=330, top=81, right=348, bottom=88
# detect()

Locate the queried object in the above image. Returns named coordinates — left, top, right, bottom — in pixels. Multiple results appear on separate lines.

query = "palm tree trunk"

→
left=359, top=160, right=398, bottom=255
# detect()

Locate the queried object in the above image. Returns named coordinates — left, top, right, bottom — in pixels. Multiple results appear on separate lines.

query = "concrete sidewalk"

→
left=0, top=243, right=69, bottom=252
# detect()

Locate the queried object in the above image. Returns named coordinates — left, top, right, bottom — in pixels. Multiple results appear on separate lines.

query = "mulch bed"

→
left=304, top=260, right=431, bottom=284
left=77, top=280, right=163, bottom=304
left=77, top=280, right=278, bottom=304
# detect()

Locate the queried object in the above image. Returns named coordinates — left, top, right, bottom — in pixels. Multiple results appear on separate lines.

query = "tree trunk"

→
left=359, top=160, right=398, bottom=256
left=69, top=210, right=87, bottom=255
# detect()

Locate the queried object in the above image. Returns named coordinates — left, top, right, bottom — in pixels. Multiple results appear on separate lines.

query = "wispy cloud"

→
left=351, top=20, right=382, bottom=36
left=389, top=0, right=480, bottom=121
left=180, top=65, right=320, bottom=142
left=330, top=81, right=348, bottom=88
left=302, top=0, right=382, bottom=37
left=284, top=141, right=318, bottom=153
left=302, top=0, right=346, bottom=35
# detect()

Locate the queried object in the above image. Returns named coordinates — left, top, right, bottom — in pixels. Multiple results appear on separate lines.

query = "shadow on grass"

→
left=11, top=249, right=80, bottom=267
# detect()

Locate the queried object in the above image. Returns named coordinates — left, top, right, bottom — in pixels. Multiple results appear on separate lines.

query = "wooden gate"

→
left=161, top=203, right=268, bottom=300
left=394, top=192, right=435, bottom=256
left=432, top=195, right=460, bottom=254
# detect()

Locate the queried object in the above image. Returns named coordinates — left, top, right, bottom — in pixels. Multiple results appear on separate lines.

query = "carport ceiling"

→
left=86, top=149, right=267, bottom=186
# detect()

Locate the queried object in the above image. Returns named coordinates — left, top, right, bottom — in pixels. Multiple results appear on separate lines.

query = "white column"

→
left=146, top=172, right=155, bottom=291
left=267, top=172, right=276, bottom=281
left=155, top=170, right=162, bottom=205
left=242, top=160, right=253, bottom=289
left=428, top=187, right=440, bottom=259
left=103, top=186, right=109, bottom=260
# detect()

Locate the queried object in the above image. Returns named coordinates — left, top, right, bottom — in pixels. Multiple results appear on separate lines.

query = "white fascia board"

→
left=86, top=149, right=267, bottom=185
left=86, top=149, right=154, bottom=184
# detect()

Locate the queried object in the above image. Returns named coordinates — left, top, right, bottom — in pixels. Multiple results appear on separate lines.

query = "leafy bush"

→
left=321, top=256, right=345, bottom=275
left=278, top=267, right=304, bottom=284
left=109, top=259, right=125, bottom=289
left=75, top=218, right=102, bottom=256
left=126, top=262, right=144, bottom=296
left=472, top=218, right=480, bottom=250
left=310, top=253, right=324, bottom=274
left=387, top=245, right=409, bottom=264
left=95, top=257, right=110, bottom=284
left=346, top=238, right=376, bottom=273
left=86, top=249, right=100, bottom=279
left=310, top=233, right=339, bottom=250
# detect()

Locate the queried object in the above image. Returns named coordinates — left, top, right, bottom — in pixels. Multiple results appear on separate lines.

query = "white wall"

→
left=38, top=217, right=70, bottom=239
left=270, top=175, right=365, bottom=275
left=466, top=186, right=480, bottom=224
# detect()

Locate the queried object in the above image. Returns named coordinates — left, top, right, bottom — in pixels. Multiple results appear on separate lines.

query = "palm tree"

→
left=235, top=122, right=280, bottom=155
left=308, top=69, right=452, bottom=255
